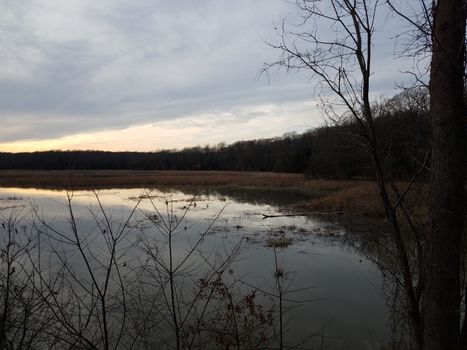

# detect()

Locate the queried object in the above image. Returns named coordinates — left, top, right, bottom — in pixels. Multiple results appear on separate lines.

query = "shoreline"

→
left=0, top=170, right=397, bottom=219
left=0, top=169, right=354, bottom=190
left=0, top=170, right=429, bottom=241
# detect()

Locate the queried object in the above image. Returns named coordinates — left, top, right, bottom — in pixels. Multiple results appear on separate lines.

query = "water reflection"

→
left=0, top=186, right=389, bottom=349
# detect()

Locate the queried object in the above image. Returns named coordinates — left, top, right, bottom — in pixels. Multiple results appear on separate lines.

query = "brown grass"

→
left=0, top=170, right=429, bottom=219
left=305, top=183, right=385, bottom=217
left=0, top=170, right=354, bottom=192
left=265, top=236, right=293, bottom=248
left=295, top=180, right=431, bottom=219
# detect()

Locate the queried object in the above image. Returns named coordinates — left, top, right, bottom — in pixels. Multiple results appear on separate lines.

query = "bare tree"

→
left=0, top=209, right=59, bottom=350
left=382, top=0, right=466, bottom=348
left=129, top=194, right=248, bottom=349
left=265, top=0, right=426, bottom=348
left=26, top=191, right=143, bottom=350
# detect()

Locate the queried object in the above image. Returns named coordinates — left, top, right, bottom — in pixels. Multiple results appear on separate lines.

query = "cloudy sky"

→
left=0, top=0, right=411, bottom=152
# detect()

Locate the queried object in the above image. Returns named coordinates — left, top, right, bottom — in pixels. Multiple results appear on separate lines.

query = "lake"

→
left=0, top=186, right=389, bottom=350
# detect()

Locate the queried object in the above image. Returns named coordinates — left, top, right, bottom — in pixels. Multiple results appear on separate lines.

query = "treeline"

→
left=0, top=90, right=430, bottom=179
left=0, top=134, right=313, bottom=173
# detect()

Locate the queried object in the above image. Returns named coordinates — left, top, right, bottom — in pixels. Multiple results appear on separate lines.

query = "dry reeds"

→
left=0, top=170, right=307, bottom=189
left=0, top=170, right=430, bottom=221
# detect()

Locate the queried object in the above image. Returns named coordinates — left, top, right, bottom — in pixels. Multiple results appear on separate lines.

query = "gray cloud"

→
left=0, top=0, right=413, bottom=145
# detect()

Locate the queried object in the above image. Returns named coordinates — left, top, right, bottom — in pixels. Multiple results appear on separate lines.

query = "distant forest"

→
left=0, top=90, right=429, bottom=179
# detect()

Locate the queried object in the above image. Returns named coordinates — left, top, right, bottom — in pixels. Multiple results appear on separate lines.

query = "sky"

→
left=0, top=0, right=415, bottom=152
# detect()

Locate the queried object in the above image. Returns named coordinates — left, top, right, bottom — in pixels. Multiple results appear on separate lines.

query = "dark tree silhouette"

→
left=425, top=0, right=466, bottom=349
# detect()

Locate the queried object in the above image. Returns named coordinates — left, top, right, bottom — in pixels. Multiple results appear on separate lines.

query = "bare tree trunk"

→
left=366, top=109, right=425, bottom=350
left=426, top=0, right=466, bottom=349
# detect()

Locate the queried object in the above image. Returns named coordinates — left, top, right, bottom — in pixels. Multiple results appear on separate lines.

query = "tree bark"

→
left=426, top=0, right=466, bottom=349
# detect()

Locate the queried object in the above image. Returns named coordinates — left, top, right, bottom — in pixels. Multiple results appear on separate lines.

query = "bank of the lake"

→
left=0, top=170, right=427, bottom=219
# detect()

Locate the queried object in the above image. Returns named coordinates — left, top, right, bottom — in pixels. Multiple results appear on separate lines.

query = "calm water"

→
left=0, top=186, right=389, bottom=349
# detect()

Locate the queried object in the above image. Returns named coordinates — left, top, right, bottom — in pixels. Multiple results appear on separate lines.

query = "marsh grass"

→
left=0, top=170, right=303, bottom=188
left=265, top=236, right=293, bottom=248
left=0, top=170, right=353, bottom=191
left=0, top=170, right=432, bottom=221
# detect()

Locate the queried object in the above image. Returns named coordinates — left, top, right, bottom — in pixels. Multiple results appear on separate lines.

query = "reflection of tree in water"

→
left=346, top=226, right=421, bottom=350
